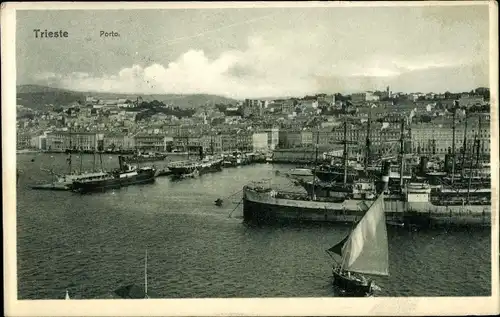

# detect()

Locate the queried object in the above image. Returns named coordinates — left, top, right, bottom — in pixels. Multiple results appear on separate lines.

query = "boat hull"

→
left=170, top=159, right=223, bottom=177
left=198, top=160, right=223, bottom=175
left=169, top=166, right=197, bottom=176
left=332, top=269, right=372, bottom=296
left=73, top=170, right=156, bottom=193
left=242, top=187, right=491, bottom=227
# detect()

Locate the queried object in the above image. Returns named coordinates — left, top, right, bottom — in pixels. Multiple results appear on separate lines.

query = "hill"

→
left=16, top=85, right=238, bottom=111
left=17, top=86, right=87, bottom=111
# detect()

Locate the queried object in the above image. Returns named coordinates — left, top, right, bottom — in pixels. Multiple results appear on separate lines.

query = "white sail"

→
left=65, top=289, right=70, bottom=300
left=340, top=194, right=389, bottom=276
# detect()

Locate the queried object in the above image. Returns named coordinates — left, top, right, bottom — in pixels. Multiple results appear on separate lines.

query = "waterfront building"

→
left=221, top=133, right=238, bottom=152
left=45, top=131, right=97, bottom=151
left=262, top=127, right=279, bottom=150
left=301, top=130, right=313, bottom=147
left=411, top=115, right=490, bottom=155
left=201, top=134, right=223, bottom=154
left=235, top=132, right=253, bottom=152
left=103, top=133, right=134, bottom=151
left=133, top=133, right=169, bottom=152
left=252, top=133, right=268, bottom=152
left=17, top=133, right=32, bottom=149
left=278, top=130, right=302, bottom=148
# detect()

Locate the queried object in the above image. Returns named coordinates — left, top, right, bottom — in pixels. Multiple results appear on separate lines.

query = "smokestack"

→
left=419, top=156, right=428, bottom=176
left=380, top=161, right=391, bottom=193
left=118, top=155, right=124, bottom=171
left=444, top=154, right=451, bottom=173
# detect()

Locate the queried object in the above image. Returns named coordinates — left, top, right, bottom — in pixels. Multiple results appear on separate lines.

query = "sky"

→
left=16, top=4, right=491, bottom=99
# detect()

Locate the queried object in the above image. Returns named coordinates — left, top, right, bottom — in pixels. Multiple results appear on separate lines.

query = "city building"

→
left=458, top=94, right=485, bottom=108
left=133, top=133, right=169, bottom=152
left=252, top=133, right=268, bottom=152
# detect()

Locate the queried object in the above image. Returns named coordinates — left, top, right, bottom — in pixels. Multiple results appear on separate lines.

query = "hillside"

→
left=16, top=85, right=238, bottom=111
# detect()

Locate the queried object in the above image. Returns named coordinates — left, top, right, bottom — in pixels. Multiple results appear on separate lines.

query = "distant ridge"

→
left=16, top=85, right=238, bottom=111
left=17, top=84, right=78, bottom=94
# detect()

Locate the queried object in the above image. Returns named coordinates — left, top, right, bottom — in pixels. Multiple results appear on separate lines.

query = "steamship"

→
left=168, top=156, right=223, bottom=178
left=72, top=156, right=156, bottom=193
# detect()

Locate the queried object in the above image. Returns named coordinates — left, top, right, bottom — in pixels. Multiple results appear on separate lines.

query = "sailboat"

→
left=65, top=289, right=70, bottom=300
left=326, top=193, right=389, bottom=296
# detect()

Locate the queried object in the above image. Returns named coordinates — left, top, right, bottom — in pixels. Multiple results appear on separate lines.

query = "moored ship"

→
left=243, top=115, right=491, bottom=228
left=123, top=152, right=167, bottom=163
left=242, top=178, right=491, bottom=228
left=31, top=136, right=110, bottom=191
left=167, top=160, right=199, bottom=178
left=168, top=156, right=223, bottom=179
left=72, top=156, right=156, bottom=193
left=31, top=170, right=110, bottom=191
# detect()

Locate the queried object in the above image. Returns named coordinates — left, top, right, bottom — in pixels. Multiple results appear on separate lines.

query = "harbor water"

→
left=16, top=153, right=491, bottom=299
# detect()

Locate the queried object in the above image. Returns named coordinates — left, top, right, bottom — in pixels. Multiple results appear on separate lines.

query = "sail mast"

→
left=68, top=128, right=72, bottom=174
left=144, top=249, right=148, bottom=298
left=399, top=119, right=405, bottom=188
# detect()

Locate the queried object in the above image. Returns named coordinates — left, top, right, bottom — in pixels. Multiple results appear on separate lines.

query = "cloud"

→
left=31, top=29, right=488, bottom=98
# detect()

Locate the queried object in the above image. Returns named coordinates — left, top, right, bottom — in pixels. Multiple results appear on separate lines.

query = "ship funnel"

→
left=380, top=161, right=391, bottom=192
left=444, top=154, right=451, bottom=173
left=419, top=156, right=428, bottom=176
left=118, top=155, right=125, bottom=171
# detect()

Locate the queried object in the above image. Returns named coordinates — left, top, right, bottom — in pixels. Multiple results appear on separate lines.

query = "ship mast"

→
left=364, top=110, right=371, bottom=174
left=460, top=109, right=468, bottom=177
left=99, top=136, right=103, bottom=171
left=210, top=134, right=214, bottom=156
left=399, top=119, right=405, bottom=188
left=312, top=126, right=320, bottom=200
left=451, top=101, right=457, bottom=185
left=80, top=147, right=83, bottom=173
left=467, top=134, right=477, bottom=204
left=343, top=119, right=348, bottom=185
left=476, top=114, right=482, bottom=168
left=93, top=134, right=96, bottom=172
left=68, top=127, right=72, bottom=174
